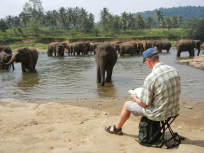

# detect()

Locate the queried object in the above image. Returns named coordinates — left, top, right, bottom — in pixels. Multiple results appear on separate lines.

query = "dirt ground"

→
left=0, top=97, right=204, bottom=153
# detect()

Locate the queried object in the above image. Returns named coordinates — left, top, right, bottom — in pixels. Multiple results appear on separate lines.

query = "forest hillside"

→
left=134, top=6, right=204, bottom=20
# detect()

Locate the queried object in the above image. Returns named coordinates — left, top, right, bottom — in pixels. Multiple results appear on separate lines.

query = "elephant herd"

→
left=0, top=39, right=203, bottom=86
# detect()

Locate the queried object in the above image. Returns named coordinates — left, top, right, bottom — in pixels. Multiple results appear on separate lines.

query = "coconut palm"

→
left=135, top=14, right=145, bottom=35
left=19, top=12, right=30, bottom=33
left=146, top=16, right=154, bottom=32
left=155, top=10, right=164, bottom=33
left=58, top=7, right=67, bottom=35
left=99, top=7, right=110, bottom=26
left=5, top=15, right=13, bottom=29
left=121, top=11, right=128, bottom=32
left=166, top=17, right=172, bottom=32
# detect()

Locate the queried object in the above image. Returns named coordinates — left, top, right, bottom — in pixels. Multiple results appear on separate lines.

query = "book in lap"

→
left=128, top=87, right=143, bottom=98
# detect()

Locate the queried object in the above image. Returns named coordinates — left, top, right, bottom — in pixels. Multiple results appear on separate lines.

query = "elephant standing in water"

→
left=47, top=43, right=65, bottom=57
left=152, top=40, right=171, bottom=52
left=95, top=43, right=118, bottom=86
left=0, top=45, right=14, bottom=70
left=175, top=39, right=201, bottom=57
left=0, top=47, right=38, bottom=72
left=0, top=50, right=14, bottom=70
left=117, top=43, right=135, bottom=56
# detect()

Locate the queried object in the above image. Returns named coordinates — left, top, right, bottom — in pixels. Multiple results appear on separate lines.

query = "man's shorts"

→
left=127, top=101, right=146, bottom=116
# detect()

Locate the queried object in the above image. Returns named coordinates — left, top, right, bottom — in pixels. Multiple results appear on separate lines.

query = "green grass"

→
left=0, top=27, right=186, bottom=50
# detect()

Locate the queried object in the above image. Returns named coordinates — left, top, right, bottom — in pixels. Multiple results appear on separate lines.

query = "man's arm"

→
left=131, top=93, right=147, bottom=107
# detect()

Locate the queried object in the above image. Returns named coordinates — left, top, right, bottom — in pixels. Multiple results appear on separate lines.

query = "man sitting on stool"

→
left=105, top=48, right=181, bottom=135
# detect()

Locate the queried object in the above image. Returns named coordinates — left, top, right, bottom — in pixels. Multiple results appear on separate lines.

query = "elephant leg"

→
left=21, top=63, right=26, bottom=72
left=106, top=67, right=113, bottom=82
left=97, top=65, right=101, bottom=83
left=177, top=50, right=181, bottom=57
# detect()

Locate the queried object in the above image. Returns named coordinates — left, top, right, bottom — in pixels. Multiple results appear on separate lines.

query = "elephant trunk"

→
left=0, top=55, right=16, bottom=66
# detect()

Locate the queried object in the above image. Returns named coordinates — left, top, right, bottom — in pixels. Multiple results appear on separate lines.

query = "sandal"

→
left=105, top=125, right=123, bottom=135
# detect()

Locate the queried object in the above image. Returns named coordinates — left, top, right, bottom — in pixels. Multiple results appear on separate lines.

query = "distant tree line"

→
left=0, top=0, right=203, bottom=41
left=134, top=6, right=204, bottom=21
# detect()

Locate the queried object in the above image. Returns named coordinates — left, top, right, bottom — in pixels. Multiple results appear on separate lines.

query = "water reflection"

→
left=96, top=82, right=117, bottom=98
left=16, top=71, right=40, bottom=92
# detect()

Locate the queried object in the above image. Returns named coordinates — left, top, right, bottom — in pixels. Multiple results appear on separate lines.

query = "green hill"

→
left=134, top=6, right=204, bottom=20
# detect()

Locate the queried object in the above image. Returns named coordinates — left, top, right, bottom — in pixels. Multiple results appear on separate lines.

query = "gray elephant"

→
left=111, top=41, right=122, bottom=53
left=142, top=41, right=154, bottom=51
left=175, top=39, right=201, bottom=57
left=95, top=43, right=118, bottom=86
left=136, top=42, right=144, bottom=54
left=152, top=41, right=171, bottom=52
left=124, top=41, right=137, bottom=54
left=47, top=43, right=65, bottom=57
left=0, top=47, right=38, bottom=72
left=0, top=45, right=12, bottom=54
left=0, top=50, right=14, bottom=70
left=118, top=43, right=135, bottom=56
left=72, top=42, right=86, bottom=55
left=89, top=42, right=99, bottom=54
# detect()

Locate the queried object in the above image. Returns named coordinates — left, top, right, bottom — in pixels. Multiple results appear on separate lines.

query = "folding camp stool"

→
left=155, top=114, right=181, bottom=149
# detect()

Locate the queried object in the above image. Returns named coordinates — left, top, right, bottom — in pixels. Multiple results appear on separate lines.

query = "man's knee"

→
left=123, top=101, right=130, bottom=111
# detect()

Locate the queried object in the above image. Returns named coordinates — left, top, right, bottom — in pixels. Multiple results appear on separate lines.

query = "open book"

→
left=128, top=87, right=143, bottom=98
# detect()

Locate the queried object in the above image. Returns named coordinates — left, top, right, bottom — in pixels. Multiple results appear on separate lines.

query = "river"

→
left=0, top=48, right=203, bottom=101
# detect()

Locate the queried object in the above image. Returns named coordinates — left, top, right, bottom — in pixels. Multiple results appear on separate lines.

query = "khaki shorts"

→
left=127, top=101, right=146, bottom=116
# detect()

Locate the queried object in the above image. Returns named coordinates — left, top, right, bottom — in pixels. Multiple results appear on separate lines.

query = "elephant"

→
left=89, top=42, right=99, bottom=54
left=0, top=45, right=12, bottom=54
left=0, top=50, right=14, bottom=70
left=124, top=41, right=137, bottom=54
left=47, top=43, right=65, bottom=57
left=95, top=43, right=118, bottom=86
left=117, top=43, right=135, bottom=56
left=142, top=41, right=154, bottom=51
left=175, top=39, right=201, bottom=57
left=72, top=42, right=87, bottom=55
left=68, top=43, right=75, bottom=55
left=202, top=42, right=204, bottom=50
left=152, top=40, right=171, bottom=52
left=136, top=42, right=144, bottom=54
left=0, top=47, right=38, bottom=72
left=111, top=41, right=122, bottom=53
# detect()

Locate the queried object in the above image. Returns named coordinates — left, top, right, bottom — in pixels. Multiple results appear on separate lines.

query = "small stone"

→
left=178, top=126, right=182, bottom=129
left=185, top=106, right=193, bottom=109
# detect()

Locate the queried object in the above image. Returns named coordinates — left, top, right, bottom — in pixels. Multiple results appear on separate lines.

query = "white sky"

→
left=0, top=0, right=203, bottom=22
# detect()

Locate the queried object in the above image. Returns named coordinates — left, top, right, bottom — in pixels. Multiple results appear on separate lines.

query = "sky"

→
left=0, top=0, right=204, bottom=22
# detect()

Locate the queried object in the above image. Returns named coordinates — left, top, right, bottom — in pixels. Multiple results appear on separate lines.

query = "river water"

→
left=0, top=48, right=203, bottom=101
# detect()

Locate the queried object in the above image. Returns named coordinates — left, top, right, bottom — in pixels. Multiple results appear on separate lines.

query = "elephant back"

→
left=0, top=45, right=12, bottom=54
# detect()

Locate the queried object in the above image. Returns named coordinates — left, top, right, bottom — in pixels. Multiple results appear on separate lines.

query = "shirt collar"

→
left=152, top=62, right=163, bottom=71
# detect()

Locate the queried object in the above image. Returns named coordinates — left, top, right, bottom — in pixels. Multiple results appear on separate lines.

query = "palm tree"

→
left=135, top=14, right=145, bottom=35
left=99, top=7, right=110, bottom=26
left=67, top=7, right=73, bottom=36
left=121, top=11, right=128, bottom=33
left=127, top=13, right=135, bottom=30
left=155, top=10, right=164, bottom=33
left=5, top=15, right=13, bottom=29
left=52, top=10, right=59, bottom=30
left=19, top=12, right=30, bottom=34
left=166, top=17, right=172, bottom=32
left=178, top=15, right=183, bottom=27
left=58, top=7, right=67, bottom=35
left=172, top=16, right=178, bottom=28
left=146, top=16, right=154, bottom=32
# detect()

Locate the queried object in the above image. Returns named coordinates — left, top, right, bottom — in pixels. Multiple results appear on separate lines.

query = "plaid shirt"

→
left=140, top=62, right=181, bottom=121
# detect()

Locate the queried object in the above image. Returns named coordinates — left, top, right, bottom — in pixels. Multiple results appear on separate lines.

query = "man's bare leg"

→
left=108, top=101, right=131, bottom=131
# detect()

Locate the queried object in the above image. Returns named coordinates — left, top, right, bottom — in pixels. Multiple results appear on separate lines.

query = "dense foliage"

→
left=134, top=6, right=204, bottom=21
left=0, top=1, right=203, bottom=42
